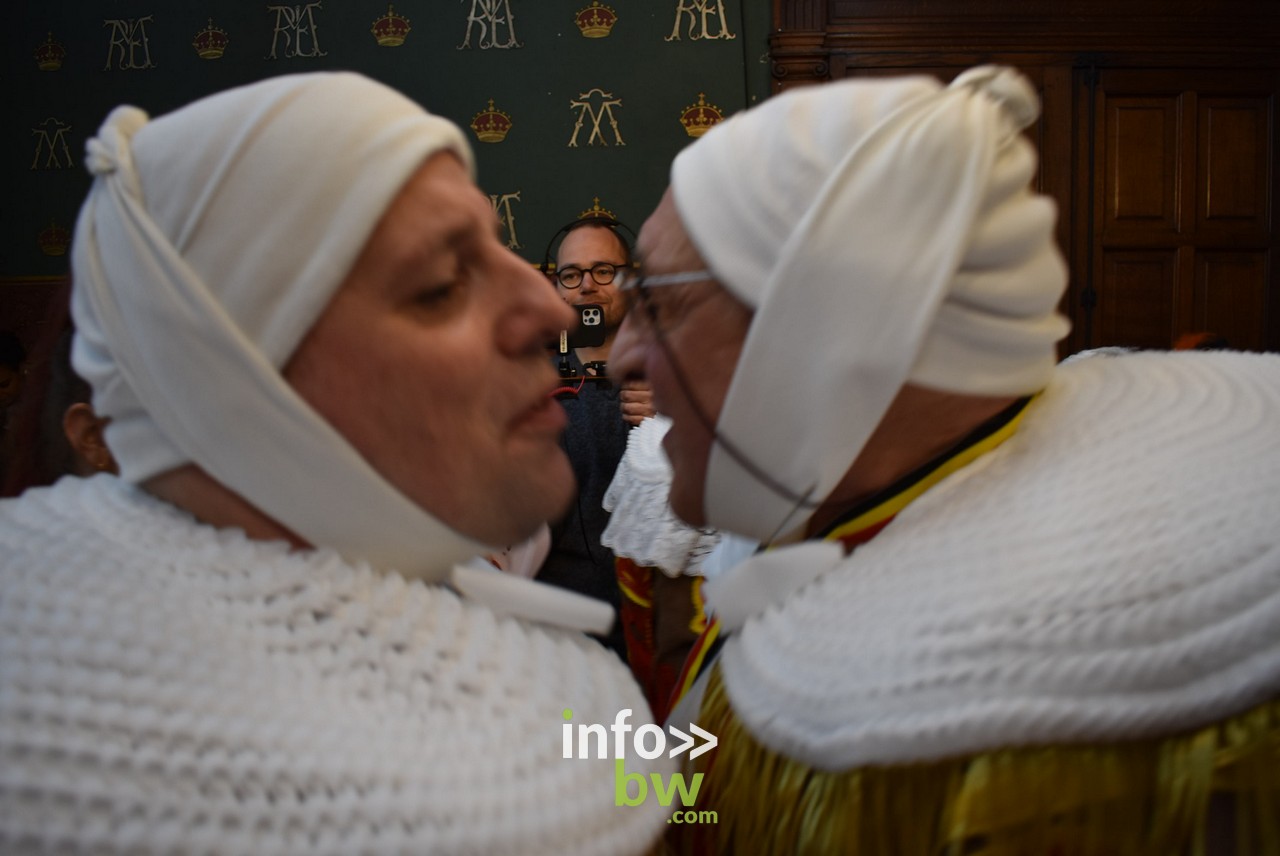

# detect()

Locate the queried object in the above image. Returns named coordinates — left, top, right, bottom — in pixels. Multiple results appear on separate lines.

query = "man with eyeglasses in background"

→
left=537, top=216, right=655, bottom=656
left=551, top=218, right=634, bottom=380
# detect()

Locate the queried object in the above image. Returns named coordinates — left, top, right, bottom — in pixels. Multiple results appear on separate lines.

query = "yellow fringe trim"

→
left=670, top=667, right=1280, bottom=855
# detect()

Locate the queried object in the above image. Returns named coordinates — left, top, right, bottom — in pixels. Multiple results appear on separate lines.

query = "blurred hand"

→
left=619, top=379, right=656, bottom=426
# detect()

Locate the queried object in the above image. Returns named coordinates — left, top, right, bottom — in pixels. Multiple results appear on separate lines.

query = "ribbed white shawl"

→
left=704, top=351, right=1280, bottom=768
left=0, top=475, right=673, bottom=853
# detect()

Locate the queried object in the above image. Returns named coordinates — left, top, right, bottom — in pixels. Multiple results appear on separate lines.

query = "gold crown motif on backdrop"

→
left=576, top=2, right=618, bottom=38
left=38, top=219, right=71, bottom=257
left=192, top=19, right=229, bottom=60
left=680, top=93, right=724, bottom=138
left=578, top=197, right=617, bottom=221
left=35, top=33, right=66, bottom=71
left=470, top=99, right=513, bottom=143
left=371, top=4, right=411, bottom=47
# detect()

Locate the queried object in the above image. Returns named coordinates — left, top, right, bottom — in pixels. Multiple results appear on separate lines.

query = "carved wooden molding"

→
left=771, top=0, right=1280, bottom=89
left=774, top=0, right=827, bottom=30
left=768, top=29, right=828, bottom=90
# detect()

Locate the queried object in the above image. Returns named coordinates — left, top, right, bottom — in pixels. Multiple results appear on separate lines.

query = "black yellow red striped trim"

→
left=667, top=615, right=721, bottom=718
left=819, top=395, right=1035, bottom=545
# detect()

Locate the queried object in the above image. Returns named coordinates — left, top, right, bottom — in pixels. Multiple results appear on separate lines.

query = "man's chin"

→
left=475, top=455, right=575, bottom=549
left=539, top=456, right=578, bottom=526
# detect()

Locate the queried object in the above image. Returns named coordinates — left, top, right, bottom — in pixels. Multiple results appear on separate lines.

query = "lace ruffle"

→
left=602, top=416, right=721, bottom=576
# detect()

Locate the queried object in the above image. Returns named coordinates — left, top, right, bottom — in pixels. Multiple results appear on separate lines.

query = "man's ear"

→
left=63, top=402, right=117, bottom=474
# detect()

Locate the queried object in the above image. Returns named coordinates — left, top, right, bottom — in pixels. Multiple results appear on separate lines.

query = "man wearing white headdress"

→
left=609, top=66, right=1280, bottom=854
left=0, top=72, right=674, bottom=854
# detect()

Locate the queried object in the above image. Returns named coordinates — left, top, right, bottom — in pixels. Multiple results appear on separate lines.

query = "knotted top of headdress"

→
left=70, top=72, right=490, bottom=581
left=670, top=66, right=1071, bottom=542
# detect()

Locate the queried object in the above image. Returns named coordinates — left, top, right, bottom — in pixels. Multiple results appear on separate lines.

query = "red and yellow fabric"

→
left=618, top=558, right=707, bottom=722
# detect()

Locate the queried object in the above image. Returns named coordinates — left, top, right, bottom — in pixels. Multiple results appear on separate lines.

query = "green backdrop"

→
left=2, top=0, right=772, bottom=276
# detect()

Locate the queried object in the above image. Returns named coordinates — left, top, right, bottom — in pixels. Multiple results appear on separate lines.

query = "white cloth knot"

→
left=84, top=106, right=149, bottom=180
left=84, top=139, right=115, bottom=175
left=951, top=65, right=1040, bottom=136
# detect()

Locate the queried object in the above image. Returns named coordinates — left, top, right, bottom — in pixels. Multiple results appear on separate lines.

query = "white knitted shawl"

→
left=0, top=477, right=673, bottom=854
left=707, top=350, right=1280, bottom=771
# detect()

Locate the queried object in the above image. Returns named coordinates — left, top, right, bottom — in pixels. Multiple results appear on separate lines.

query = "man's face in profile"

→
left=609, top=189, right=752, bottom=527
left=285, top=152, right=579, bottom=546
left=555, top=224, right=630, bottom=331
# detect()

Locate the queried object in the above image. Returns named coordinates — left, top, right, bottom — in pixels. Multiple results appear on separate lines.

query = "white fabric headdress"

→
left=70, top=72, right=491, bottom=581
left=670, top=66, right=1071, bottom=541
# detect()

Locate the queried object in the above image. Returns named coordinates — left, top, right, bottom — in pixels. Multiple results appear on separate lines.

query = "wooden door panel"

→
left=1086, top=68, right=1278, bottom=351
left=1199, top=98, right=1270, bottom=239
left=768, top=0, right=1280, bottom=354
left=1193, top=251, right=1270, bottom=350
left=1104, top=97, right=1181, bottom=237
left=1099, top=250, right=1177, bottom=348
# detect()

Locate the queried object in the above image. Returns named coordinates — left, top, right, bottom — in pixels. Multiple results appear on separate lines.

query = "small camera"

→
left=549, top=303, right=610, bottom=382
left=549, top=303, right=607, bottom=353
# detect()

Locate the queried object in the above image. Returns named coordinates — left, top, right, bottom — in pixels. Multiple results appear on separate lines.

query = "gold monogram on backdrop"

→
left=666, top=0, right=735, bottom=41
left=266, top=3, right=327, bottom=60
left=30, top=119, right=74, bottom=170
left=490, top=192, right=524, bottom=250
left=103, top=17, right=156, bottom=69
left=568, top=89, right=625, bottom=148
left=458, top=0, right=521, bottom=50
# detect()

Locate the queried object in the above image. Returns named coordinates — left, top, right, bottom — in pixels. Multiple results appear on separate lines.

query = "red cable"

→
left=550, top=375, right=586, bottom=397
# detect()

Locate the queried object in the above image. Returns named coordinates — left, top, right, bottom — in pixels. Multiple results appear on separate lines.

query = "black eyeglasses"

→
left=555, top=262, right=626, bottom=289
left=613, top=267, right=717, bottom=331
left=613, top=269, right=715, bottom=292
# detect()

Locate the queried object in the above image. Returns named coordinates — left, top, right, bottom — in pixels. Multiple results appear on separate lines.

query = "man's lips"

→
left=510, top=387, right=568, bottom=434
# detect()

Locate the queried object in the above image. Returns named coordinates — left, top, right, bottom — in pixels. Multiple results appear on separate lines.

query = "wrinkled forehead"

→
left=636, top=189, right=704, bottom=276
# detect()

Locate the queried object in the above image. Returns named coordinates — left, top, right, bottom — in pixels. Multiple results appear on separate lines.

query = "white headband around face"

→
left=70, top=72, right=490, bottom=580
left=671, top=65, right=1071, bottom=542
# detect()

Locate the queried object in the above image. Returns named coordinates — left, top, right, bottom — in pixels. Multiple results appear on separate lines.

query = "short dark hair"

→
left=541, top=216, right=635, bottom=273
